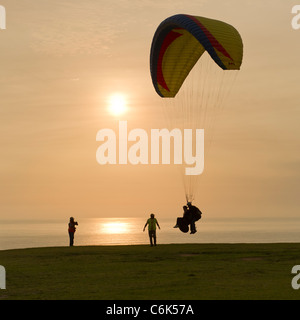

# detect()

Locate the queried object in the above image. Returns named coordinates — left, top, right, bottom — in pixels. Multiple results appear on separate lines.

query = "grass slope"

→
left=0, top=243, right=299, bottom=300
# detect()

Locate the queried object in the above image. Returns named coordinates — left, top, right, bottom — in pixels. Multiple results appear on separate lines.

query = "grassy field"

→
left=0, top=243, right=299, bottom=300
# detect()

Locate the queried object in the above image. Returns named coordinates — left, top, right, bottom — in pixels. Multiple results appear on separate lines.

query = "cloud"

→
left=19, top=0, right=209, bottom=56
left=20, top=1, right=129, bottom=56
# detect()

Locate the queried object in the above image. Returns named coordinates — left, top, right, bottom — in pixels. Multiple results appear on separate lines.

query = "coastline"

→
left=1, top=216, right=299, bottom=251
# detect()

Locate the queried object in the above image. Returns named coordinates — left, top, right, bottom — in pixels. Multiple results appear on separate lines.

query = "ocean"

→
left=0, top=217, right=299, bottom=251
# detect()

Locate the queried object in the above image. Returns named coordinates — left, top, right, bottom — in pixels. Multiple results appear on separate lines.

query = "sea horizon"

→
left=0, top=216, right=299, bottom=251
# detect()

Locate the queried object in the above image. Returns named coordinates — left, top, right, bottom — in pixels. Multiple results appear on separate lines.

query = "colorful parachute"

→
left=150, top=14, right=243, bottom=203
left=150, top=14, right=243, bottom=98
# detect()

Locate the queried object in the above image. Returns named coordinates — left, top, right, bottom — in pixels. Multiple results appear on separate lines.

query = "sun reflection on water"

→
left=99, top=221, right=130, bottom=234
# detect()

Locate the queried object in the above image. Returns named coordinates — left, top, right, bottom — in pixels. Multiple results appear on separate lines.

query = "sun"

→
left=108, top=93, right=127, bottom=116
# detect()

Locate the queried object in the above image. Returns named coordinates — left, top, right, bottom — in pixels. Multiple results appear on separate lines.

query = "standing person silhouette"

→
left=143, top=213, right=160, bottom=246
left=68, top=217, right=78, bottom=246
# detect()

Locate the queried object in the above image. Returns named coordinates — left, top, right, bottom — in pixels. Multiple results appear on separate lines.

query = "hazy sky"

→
left=0, top=0, right=299, bottom=220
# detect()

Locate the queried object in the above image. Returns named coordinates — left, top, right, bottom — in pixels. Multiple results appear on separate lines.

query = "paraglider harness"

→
left=189, top=206, right=202, bottom=221
left=177, top=204, right=202, bottom=233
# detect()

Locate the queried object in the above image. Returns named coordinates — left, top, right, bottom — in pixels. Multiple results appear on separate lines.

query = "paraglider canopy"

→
left=150, top=14, right=243, bottom=203
left=150, top=14, right=243, bottom=98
